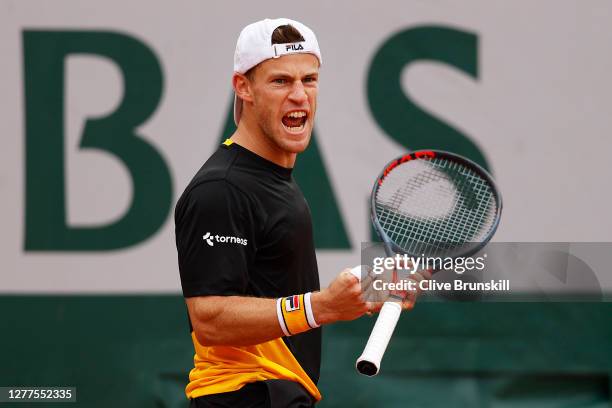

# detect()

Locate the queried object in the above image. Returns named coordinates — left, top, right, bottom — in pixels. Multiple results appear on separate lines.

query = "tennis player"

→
left=174, top=18, right=425, bottom=407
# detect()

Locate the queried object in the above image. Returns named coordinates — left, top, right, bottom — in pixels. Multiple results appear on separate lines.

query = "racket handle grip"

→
left=356, top=301, right=402, bottom=376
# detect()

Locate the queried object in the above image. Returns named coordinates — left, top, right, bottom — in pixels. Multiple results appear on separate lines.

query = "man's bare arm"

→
left=186, top=296, right=283, bottom=346
left=187, top=269, right=369, bottom=347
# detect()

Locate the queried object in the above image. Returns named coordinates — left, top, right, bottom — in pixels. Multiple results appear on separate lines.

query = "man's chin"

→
left=275, top=130, right=312, bottom=154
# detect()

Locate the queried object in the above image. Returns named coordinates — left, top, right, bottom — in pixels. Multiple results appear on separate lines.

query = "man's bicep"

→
left=176, top=181, right=255, bottom=297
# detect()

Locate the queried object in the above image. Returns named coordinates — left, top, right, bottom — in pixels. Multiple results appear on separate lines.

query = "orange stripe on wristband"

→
left=280, top=294, right=310, bottom=335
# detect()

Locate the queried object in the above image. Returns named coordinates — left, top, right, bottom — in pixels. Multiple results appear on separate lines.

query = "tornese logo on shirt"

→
left=202, top=232, right=248, bottom=247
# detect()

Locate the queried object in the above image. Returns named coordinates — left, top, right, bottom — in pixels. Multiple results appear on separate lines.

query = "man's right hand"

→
left=311, top=269, right=373, bottom=325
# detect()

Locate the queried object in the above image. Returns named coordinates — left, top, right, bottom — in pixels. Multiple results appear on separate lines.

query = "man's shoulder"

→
left=174, top=146, right=252, bottom=218
left=185, top=145, right=250, bottom=189
left=191, top=145, right=237, bottom=183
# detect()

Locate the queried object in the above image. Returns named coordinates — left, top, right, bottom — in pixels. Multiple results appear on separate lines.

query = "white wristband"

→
left=276, top=297, right=291, bottom=336
left=304, top=292, right=320, bottom=328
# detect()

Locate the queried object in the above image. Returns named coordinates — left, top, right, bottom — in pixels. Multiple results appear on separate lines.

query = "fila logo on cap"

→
left=285, top=43, right=304, bottom=51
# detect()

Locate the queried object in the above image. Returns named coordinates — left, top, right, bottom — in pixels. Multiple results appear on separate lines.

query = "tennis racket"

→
left=355, top=150, right=503, bottom=376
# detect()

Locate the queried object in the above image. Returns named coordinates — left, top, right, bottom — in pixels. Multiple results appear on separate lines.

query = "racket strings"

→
left=375, top=157, right=498, bottom=256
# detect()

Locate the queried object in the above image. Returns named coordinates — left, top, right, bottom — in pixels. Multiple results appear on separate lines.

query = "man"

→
left=174, top=18, right=424, bottom=407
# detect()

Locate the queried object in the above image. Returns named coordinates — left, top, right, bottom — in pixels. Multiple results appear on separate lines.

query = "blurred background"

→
left=1, top=1, right=611, bottom=406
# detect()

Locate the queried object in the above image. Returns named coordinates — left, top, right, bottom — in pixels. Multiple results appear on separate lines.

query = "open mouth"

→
left=281, top=110, right=307, bottom=133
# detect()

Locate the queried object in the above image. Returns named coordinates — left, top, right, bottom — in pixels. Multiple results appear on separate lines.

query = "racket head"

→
left=371, top=150, right=502, bottom=259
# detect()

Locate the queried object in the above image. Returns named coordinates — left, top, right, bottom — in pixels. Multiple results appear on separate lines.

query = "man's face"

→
left=246, top=53, right=319, bottom=154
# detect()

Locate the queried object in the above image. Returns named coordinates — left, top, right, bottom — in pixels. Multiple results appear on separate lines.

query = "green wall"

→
left=1, top=296, right=610, bottom=407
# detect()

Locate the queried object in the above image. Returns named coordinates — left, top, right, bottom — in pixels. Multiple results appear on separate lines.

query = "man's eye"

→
left=273, top=78, right=286, bottom=84
left=304, top=77, right=316, bottom=83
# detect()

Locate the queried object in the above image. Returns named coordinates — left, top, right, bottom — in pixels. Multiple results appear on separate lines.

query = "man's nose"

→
left=288, top=81, right=308, bottom=103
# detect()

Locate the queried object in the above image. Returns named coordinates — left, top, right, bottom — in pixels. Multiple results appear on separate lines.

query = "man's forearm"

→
left=186, top=269, right=370, bottom=347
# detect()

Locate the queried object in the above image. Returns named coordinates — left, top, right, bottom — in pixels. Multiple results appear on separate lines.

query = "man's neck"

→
left=230, top=120, right=296, bottom=169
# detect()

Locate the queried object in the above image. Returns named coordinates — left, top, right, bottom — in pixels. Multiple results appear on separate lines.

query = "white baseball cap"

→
left=233, top=18, right=323, bottom=125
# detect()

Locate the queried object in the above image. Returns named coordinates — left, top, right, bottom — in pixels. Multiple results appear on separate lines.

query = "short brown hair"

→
left=270, top=24, right=305, bottom=45
left=245, top=24, right=305, bottom=80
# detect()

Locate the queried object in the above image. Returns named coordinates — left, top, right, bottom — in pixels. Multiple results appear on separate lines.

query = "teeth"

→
left=286, top=111, right=306, bottom=118
left=284, top=123, right=305, bottom=132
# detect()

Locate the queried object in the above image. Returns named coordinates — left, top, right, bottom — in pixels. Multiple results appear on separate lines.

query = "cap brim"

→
left=233, top=93, right=242, bottom=126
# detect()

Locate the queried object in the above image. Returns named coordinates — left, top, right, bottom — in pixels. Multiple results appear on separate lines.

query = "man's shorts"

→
left=189, top=379, right=316, bottom=408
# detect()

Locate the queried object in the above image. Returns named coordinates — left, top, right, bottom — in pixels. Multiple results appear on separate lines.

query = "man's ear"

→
left=233, top=73, right=254, bottom=103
